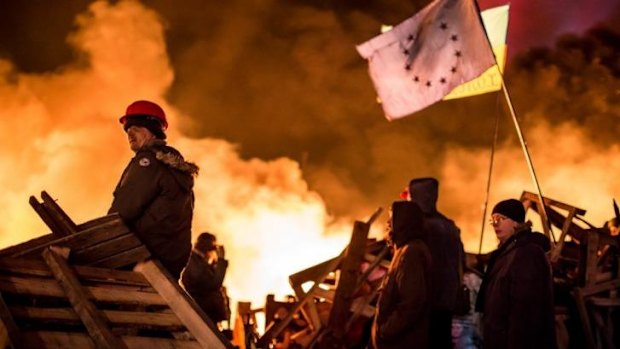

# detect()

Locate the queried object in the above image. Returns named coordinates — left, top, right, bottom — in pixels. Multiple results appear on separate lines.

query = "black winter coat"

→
left=409, top=179, right=463, bottom=311
left=182, top=251, right=229, bottom=322
left=109, top=140, right=198, bottom=280
left=476, top=227, right=557, bottom=349
left=372, top=201, right=432, bottom=349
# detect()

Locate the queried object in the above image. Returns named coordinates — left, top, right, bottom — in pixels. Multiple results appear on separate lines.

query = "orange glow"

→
left=1, top=2, right=619, bottom=331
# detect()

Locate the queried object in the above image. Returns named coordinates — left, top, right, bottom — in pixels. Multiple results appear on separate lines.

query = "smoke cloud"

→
left=1, top=1, right=620, bottom=309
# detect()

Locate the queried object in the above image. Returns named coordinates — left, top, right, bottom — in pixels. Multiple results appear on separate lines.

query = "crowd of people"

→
left=107, top=100, right=560, bottom=348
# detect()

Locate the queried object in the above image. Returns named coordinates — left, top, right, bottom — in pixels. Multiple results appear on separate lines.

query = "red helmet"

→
left=119, top=100, right=168, bottom=129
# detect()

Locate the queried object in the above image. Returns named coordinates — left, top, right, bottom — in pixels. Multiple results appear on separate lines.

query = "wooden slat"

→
left=289, top=256, right=341, bottom=289
left=19, top=331, right=202, bottom=349
left=41, top=191, right=78, bottom=235
left=75, top=214, right=122, bottom=232
left=325, top=221, right=370, bottom=342
left=12, top=218, right=129, bottom=258
left=0, top=275, right=166, bottom=306
left=10, top=306, right=185, bottom=329
left=29, top=196, right=70, bottom=238
left=581, top=278, right=620, bottom=297
left=0, top=234, right=56, bottom=258
left=585, top=232, right=600, bottom=286
left=259, top=251, right=345, bottom=348
left=550, top=209, right=577, bottom=263
left=521, top=191, right=587, bottom=216
left=71, top=234, right=142, bottom=264
left=0, top=293, right=19, bottom=348
left=42, top=248, right=128, bottom=349
left=88, top=245, right=150, bottom=269
left=0, top=257, right=150, bottom=287
left=573, top=288, right=597, bottom=349
left=136, top=260, right=232, bottom=349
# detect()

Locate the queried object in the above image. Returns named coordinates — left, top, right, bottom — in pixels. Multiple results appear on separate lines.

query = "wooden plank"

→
left=42, top=248, right=128, bottom=349
left=75, top=214, right=122, bottom=232
left=0, top=233, right=56, bottom=258
left=325, top=220, right=370, bottom=342
left=88, top=245, right=150, bottom=269
left=550, top=209, right=577, bottom=263
left=572, top=288, right=597, bottom=349
left=0, top=293, right=19, bottom=349
left=585, top=232, right=600, bottom=286
left=29, top=195, right=70, bottom=238
left=521, top=191, right=587, bottom=216
left=12, top=218, right=129, bottom=258
left=289, top=255, right=342, bottom=289
left=10, top=306, right=185, bottom=329
left=41, top=191, right=78, bottom=235
left=135, top=260, right=233, bottom=349
left=581, top=278, right=620, bottom=297
left=259, top=252, right=345, bottom=348
left=71, top=234, right=143, bottom=264
left=0, top=257, right=150, bottom=287
left=19, top=331, right=202, bottom=349
left=0, top=275, right=166, bottom=306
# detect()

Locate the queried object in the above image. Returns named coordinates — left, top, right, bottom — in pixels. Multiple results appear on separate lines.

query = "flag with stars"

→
left=356, top=0, right=496, bottom=120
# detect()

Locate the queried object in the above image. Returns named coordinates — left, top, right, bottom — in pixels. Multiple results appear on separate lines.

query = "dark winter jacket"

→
left=372, top=201, right=432, bottom=349
left=109, top=140, right=199, bottom=280
left=182, top=250, right=229, bottom=322
left=475, top=226, right=557, bottom=349
left=409, top=178, right=463, bottom=311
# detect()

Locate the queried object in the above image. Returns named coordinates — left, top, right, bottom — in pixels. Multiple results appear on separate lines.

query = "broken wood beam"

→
left=42, top=247, right=128, bottom=349
left=135, top=260, right=233, bottom=349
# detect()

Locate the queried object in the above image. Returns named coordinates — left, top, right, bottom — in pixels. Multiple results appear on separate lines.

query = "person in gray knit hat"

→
left=475, top=199, right=557, bottom=349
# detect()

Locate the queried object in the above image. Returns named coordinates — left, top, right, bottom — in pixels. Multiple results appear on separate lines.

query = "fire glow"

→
left=1, top=0, right=619, bottom=326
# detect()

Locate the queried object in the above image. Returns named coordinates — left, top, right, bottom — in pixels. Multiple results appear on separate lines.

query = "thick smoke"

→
left=1, top=0, right=619, bottom=289
left=0, top=1, right=355, bottom=309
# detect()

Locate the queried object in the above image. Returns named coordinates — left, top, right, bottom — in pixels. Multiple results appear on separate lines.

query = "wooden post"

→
left=319, top=220, right=370, bottom=348
left=135, top=260, right=232, bottom=349
left=42, top=247, right=128, bottom=349
left=572, top=288, right=597, bottom=349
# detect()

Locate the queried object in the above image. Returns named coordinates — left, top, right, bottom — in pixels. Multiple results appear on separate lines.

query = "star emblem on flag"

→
left=356, top=0, right=496, bottom=120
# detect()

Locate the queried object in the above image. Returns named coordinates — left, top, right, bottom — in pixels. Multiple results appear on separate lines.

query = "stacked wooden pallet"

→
left=0, top=192, right=233, bottom=349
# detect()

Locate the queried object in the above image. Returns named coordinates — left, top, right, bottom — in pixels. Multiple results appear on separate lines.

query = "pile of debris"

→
left=0, top=191, right=618, bottom=349
left=0, top=191, right=233, bottom=349
left=233, top=192, right=619, bottom=349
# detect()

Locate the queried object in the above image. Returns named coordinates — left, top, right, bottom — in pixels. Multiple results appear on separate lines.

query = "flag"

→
left=356, top=0, right=496, bottom=120
left=444, top=4, right=509, bottom=99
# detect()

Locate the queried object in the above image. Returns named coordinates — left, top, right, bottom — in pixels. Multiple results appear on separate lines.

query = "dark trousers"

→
left=430, top=310, right=453, bottom=349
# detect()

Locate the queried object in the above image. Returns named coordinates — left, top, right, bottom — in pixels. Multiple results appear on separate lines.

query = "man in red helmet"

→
left=109, top=100, right=199, bottom=280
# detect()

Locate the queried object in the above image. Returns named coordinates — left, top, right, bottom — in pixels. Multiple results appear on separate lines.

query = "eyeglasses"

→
left=489, top=215, right=508, bottom=226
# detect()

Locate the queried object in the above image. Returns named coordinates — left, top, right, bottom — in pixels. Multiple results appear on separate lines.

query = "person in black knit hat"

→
left=475, top=199, right=557, bottom=349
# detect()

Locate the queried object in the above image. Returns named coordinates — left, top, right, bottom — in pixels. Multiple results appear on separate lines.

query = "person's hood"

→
left=391, top=201, right=426, bottom=248
left=408, top=177, right=438, bottom=214
left=148, top=140, right=199, bottom=191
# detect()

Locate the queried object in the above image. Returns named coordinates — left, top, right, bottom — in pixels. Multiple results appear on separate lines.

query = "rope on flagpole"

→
left=478, top=93, right=502, bottom=254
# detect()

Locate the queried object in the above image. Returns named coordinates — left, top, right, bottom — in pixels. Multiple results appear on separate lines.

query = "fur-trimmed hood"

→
left=145, top=140, right=199, bottom=192
left=147, top=140, right=199, bottom=176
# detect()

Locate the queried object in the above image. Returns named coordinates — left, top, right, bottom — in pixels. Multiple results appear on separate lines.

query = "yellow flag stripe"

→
left=444, top=4, right=509, bottom=100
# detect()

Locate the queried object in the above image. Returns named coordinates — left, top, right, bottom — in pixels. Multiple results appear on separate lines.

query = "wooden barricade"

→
left=255, top=208, right=389, bottom=349
left=519, top=191, right=620, bottom=349
left=0, top=192, right=233, bottom=349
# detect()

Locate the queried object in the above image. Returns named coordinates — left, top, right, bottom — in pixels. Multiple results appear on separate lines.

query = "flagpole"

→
left=498, top=78, right=554, bottom=242
left=472, top=0, right=554, bottom=243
